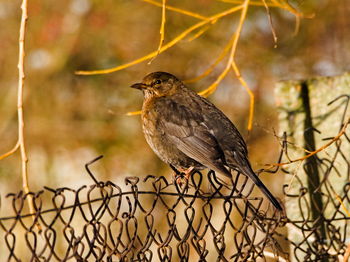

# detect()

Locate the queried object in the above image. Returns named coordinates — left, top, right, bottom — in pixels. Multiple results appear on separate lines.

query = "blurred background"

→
left=0, top=0, right=349, bottom=199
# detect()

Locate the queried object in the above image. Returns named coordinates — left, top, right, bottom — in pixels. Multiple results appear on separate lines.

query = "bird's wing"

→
left=156, top=98, right=231, bottom=176
left=153, top=94, right=282, bottom=210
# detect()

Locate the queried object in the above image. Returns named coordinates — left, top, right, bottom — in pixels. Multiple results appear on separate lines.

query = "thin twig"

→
left=0, top=0, right=38, bottom=229
left=142, top=0, right=208, bottom=20
left=267, top=118, right=350, bottom=167
left=75, top=5, right=243, bottom=75
left=293, top=14, right=301, bottom=36
left=261, top=0, right=278, bottom=47
left=184, top=34, right=235, bottom=84
left=148, top=0, right=166, bottom=64
left=231, top=62, right=254, bottom=130
left=18, top=0, right=29, bottom=195
left=220, top=0, right=306, bottom=18
left=198, top=0, right=250, bottom=97
left=219, top=0, right=280, bottom=6
left=265, top=0, right=303, bottom=16
left=17, top=0, right=39, bottom=231
left=219, top=0, right=287, bottom=9
left=335, top=194, right=350, bottom=217
left=126, top=110, right=142, bottom=116
left=0, top=141, right=20, bottom=160
left=185, top=24, right=212, bottom=42
left=285, top=159, right=304, bottom=193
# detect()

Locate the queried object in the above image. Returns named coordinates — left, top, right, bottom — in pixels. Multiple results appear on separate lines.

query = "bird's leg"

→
left=175, top=166, right=195, bottom=186
left=169, top=165, right=195, bottom=186
left=181, top=166, right=195, bottom=180
left=170, top=165, right=184, bottom=185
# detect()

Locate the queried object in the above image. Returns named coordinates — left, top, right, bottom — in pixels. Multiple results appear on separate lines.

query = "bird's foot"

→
left=173, top=167, right=194, bottom=187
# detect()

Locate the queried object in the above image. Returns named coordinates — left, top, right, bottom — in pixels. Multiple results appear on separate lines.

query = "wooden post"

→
left=275, top=73, right=350, bottom=261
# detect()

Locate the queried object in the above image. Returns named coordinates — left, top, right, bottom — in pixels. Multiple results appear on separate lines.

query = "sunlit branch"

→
left=198, top=0, right=250, bottom=97
left=266, top=119, right=350, bottom=167
left=148, top=0, right=166, bottom=64
left=184, top=35, right=235, bottom=84
left=231, top=62, right=255, bottom=131
left=142, top=0, right=208, bottom=20
left=0, top=142, right=20, bottom=160
left=76, top=5, right=243, bottom=75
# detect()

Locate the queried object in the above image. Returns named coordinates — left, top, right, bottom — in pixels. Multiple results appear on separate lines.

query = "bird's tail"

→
left=240, top=165, right=283, bottom=211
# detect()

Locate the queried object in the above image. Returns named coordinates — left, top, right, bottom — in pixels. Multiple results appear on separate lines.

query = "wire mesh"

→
left=0, top=168, right=286, bottom=262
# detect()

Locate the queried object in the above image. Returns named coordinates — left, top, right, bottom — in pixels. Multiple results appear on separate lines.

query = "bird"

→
left=131, top=71, right=282, bottom=211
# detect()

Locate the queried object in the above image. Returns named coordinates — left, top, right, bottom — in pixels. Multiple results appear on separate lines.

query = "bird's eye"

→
left=154, top=79, right=161, bottom=85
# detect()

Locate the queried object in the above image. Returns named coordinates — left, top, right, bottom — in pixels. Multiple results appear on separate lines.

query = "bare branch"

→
left=148, top=0, right=167, bottom=64
left=267, top=118, right=350, bottom=167
left=198, top=0, right=250, bottom=97
left=75, top=5, right=243, bottom=75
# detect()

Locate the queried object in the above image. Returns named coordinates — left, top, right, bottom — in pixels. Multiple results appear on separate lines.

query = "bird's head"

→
left=131, top=72, right=183, bottom=98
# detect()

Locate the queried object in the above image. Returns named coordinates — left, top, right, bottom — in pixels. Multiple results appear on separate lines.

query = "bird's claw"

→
left=174, top=173, right=186, bottom=188
left=173, top=173, right=191, bottom=188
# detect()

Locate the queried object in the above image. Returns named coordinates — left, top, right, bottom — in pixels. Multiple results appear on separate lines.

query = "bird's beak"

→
left=130, top=83, right=147, bottom=90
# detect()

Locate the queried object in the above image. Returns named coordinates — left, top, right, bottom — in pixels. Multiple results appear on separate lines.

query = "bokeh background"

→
left=0, top=0, right=349, bottom=200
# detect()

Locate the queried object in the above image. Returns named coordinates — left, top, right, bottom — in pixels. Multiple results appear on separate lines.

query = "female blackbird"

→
left=131, top=72, right=282, bottom=210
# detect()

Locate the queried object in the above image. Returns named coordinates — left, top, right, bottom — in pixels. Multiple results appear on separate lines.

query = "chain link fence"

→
left=0, top=167, right=287, bottom=261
